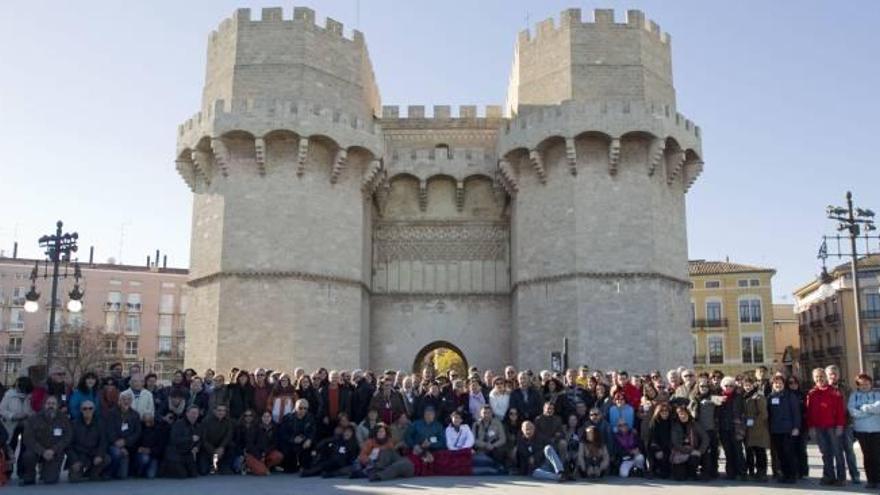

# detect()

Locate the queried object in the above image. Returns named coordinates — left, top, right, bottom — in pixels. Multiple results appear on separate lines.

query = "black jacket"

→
left=104, top=407, right=142, bottom=448
left=510, top=388, right=542, bottom=420
left=318, top=386, right=352, bottom=421
left=165, top=418, right=200, bottom=462
left=279, top=412, right=317, bottom=448
left=68, top=417, right=107, bottom=463
left=139, top=422, right=169, bottom=458
left=227, top=384, right=255, bottom=419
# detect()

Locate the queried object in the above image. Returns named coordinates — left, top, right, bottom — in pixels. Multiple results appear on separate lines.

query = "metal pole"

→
left=46, top=221, right=62, bottom=374
left=562, top=336, right=569, bottom=371
left=847, top=192, right=865, bottom=373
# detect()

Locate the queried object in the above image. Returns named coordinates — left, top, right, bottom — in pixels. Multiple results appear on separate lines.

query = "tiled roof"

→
left=831, top=253, right=880, bottom=276
left=688, top=259, right=775, bottom=276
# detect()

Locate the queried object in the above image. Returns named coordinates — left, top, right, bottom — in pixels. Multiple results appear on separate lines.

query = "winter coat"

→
left=22, top=410, right=72, bottom=456
left=200, top=415, right=235, bottom=453
left=848, top=389, right=880, bottom=433
left=670, top=420, right=709, bottom=456
left=767, top=390, right=802, bottom=435
left=67, top=416, right=107, bottom=464
left=509, top=387, right=543, bottom=420
left=805, top=386, right=845, bottom=429
left=164, top=418, right=200, bottom=462
left=369, top=390, right=407, bottom=425
left=0, top=388, right=33, bottom=438
left=473, top=417, right=506, bottom=451
left=534, top=413, right=563, bottom=447
left=139, top=422, right=169, bottom=458
left=227, top=383, right=254, bottom=419
left=404, top=419, right=446, bottom=451
left=104, top=407, right=143, bottom=449
left=743, top=391, right=770, bottom=448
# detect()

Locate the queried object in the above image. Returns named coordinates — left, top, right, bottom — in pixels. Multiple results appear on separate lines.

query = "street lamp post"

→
left=826, top=192, right=877, bottom=373
left=24, top=220, right=84, bottom=374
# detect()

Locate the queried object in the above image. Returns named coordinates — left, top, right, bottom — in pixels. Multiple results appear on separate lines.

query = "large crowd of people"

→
left=0, top=361, right=877, bottom=488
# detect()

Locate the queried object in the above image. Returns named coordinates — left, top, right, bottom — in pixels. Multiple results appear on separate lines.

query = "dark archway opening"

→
left=413, top=341, right=468, bottom=379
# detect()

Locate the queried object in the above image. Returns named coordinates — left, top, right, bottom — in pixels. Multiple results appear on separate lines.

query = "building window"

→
left=158, top=336, right=172, bottom=355
left=104, top=339, right=118, bottom=355
left=68, top=312, right=84, bottom=330
left=739, top=298, right=762, bottom=323
left=125, top=339, right=138, bottom=356
left=105, top=312, right=118, bottom=333
left=106, top=291, right=122, bottom=311
left=126, top=314, right=140, bottom=334
left=12, top=287, right=27, bottom=305
left=160, top=294, right=174, bottom=314
left=749, top=279, right=760, bottom=287
left=869, top=324, right=880, bottom=347
left=742, top=335, right=764, bottom=364
left=45, top=312, right=62, bottom=333
left=7, top=336, right=22, bottom=354
left=159, top=315, right=173, bottom=336
left=706, top=301, right=722, bottom=323
left=65, top=338, right=80, bottom=357
left=9, top=308, right=24, bottom=331
left=705, top=280, right=721, bottom=289
left=4, top=358, right=21, bottom=377
left=737, top=279, right=749, bottom=288
left=866, top=293, right=880, bottom=318
left=708, top=336, right=724, bottom=364
left=126, top=293, right=141, bottom=313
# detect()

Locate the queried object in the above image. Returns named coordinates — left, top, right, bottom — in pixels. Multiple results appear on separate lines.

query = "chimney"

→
left=89, top=246, right=94, bottom=265
left=155, top=249, right=160, bottom=267
left=12, top=242, right=18, bottom=259
left=163, top=255, right=167, bottom=269
left=146, top=255, right=151, bottom=267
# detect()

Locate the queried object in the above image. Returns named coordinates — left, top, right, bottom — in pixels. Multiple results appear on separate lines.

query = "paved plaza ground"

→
left=3, top=444, right=874, bottom=494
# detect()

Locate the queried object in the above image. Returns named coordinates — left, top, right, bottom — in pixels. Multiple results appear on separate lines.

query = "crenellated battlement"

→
left=177, top=97, right=382, bottom=157
left=516, top=8, right=670, bottom=47
left=499, top=100, right=701, bottom=155
left=380, top=105, right=504, bottom=120
left=209, top=7, right=364, bottom=45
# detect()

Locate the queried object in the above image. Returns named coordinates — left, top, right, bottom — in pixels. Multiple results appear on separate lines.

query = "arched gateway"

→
left=413, top=341, right=468, bottom=377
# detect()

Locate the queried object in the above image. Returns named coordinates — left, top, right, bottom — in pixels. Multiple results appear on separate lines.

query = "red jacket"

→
left=805, top=386, right=845, bottom=429
left=622, top=383, right=642, bottom=409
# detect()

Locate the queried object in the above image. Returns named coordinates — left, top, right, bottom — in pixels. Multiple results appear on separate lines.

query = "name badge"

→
left=338, top=446, right=346, bottom=454
left=385, top=402, right=391, bottom=409
left=53, top=427, right=63, bottom=437
left=429, top=436, right=437, bottom=443
left=61, top=394, right=66, bottom=402
left=122, top=423, right=129, bottom=432
left=528, top=446, right=533, bottom=453
left=488, top=430, right=496, bottom=438
left=746, top=419, right=755, bottom=427
left=771, top=397, right=780, bottom=406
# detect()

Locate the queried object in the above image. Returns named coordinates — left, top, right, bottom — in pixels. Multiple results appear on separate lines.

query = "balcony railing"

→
left=810, top=320, right=824, bottom=329
left=813, top=350, right=826, bottom=359
left=693, top=354, right=706, bottom=365
left=863, top=310, right=880, bottom=320
left=824, top=313, right=840, bottom=324
left=692, top=318, right=728, bottom=328
left=866, top=343, right=880, bottom=353
left=800, top=351, right=811, bottom=361
left=828, top=346, right=842, bottom=356
left=157, top=335, right=186, bottom=359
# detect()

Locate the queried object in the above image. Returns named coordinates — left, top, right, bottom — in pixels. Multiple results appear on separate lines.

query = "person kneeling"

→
left=614, top=418, right=646, bottom=478
left=577, top=426, right=610, bottom=480
left=670, top=405, right=709, bottom=481
left=67, top=400, right=108, bottom=482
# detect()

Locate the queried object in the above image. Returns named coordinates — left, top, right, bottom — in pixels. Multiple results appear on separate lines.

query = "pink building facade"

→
left=0, top=256, right=188, bottom=383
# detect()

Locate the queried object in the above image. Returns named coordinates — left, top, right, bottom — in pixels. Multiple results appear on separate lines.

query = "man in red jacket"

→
left=806, top=367, right=846, bottom=486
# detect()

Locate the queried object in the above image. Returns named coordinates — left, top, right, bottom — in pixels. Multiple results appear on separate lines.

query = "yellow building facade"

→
left=689, top=260, right=776, bottom=376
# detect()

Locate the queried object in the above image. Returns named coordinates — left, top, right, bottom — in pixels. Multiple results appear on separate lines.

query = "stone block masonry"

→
left=176, top=7, right=705, bottom=373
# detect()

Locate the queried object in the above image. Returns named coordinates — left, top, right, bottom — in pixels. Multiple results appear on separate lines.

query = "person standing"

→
left=806, top=367, right=846, bottom=486
left=717, top=376, right=746, bottom=480
left=826, top=364, right=861, bottom=484
left=742, top=376, right=770, bottom=482
left=767, top=374, right=801, bottom=484
left=848, top=373, right=880, bottom=489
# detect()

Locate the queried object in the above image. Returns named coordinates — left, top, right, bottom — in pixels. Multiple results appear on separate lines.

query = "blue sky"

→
left=1, top=1, right=878, bottom=301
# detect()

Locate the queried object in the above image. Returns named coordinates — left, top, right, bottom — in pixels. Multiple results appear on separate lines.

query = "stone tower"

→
left=175, top=7, right=382, bottom=372
left=175, top=7, right=704, bottom=374
left=499, top=9, right=702, bottom=371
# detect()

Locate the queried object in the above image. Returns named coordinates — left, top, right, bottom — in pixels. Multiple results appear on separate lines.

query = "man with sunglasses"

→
left=67, top=400, right=108, bottom=482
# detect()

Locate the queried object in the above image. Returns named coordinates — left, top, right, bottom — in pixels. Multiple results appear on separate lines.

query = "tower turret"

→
left=499, top=9, right=704, bottom=372
left=175, top=7, right=384, bottom=372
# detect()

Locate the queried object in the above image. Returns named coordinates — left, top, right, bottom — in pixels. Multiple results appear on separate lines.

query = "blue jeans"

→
left=840, top=426, right=860, bottom=481
left=136, top=453, right=159, bottom=478
left=108, top=445, right=130, bottom=479
left=532, top=446, right=564, bottom=481
left=472, top=452, right=505, bottom=475
left=815, top=428, right=845, bottom=481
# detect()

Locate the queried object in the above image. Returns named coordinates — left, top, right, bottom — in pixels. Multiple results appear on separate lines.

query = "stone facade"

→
left=176, top=7, right=704, bottom=374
